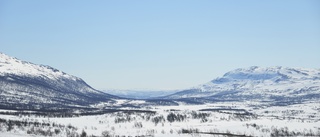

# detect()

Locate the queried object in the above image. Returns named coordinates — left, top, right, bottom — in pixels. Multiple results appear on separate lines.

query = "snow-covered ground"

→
left=0, top=100, right=319, bottom=137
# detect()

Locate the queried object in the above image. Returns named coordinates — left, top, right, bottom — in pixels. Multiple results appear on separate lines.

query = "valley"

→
left=0, top=100, right=319, bottom=137
left=1, top=53, right=319, bottom=137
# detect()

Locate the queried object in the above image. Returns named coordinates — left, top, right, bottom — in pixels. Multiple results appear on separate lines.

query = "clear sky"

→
left=1, top=0, right=319, bottom=90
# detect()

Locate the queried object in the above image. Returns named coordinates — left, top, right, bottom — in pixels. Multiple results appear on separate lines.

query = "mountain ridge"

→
left=1, top=52, right=319, bottom=109
left=165, top=66, right=320, bottom=102
left=0, top=52, right=118, bottom=111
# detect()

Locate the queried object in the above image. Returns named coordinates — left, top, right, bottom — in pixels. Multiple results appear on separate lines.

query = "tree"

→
left=101, top=130, right=111, bottom=137
left=80, top=130, right=87, bottom=137
left=7, top=120, right=13, bottom=131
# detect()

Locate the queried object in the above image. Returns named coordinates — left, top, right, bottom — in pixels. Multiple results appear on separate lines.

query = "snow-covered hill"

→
left=0, top=53, right=117, bottom=110
left=166, top=66, right=320, bottom=102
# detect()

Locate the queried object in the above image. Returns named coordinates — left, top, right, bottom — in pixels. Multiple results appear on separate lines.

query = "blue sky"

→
left=1, top=0, right=319, bottom=90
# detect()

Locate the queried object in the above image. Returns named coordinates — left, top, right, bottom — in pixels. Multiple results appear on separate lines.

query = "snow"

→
left=169, top=66, right=320, bottom=99
left=0, top=52, right=78, bottom=81
left=0, top=132, right=36, bottom=137
left=0, top=52, right=109, bottom=107
left=1, top=53, right=319, bottom=136
left=1, top=100, right=319, bottom=137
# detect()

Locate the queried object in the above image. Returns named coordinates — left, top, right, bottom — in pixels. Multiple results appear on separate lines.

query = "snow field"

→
left=0, top=101, right=319, bottom=137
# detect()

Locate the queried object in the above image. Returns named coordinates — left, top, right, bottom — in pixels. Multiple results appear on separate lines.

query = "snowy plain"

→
left=0, top=100, right=319, bottom=137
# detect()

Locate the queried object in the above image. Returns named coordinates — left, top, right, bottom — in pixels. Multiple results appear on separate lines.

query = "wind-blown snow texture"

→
left=166, top=66, right=320, bottom=101
left=0, top=53, right=117, bottom=110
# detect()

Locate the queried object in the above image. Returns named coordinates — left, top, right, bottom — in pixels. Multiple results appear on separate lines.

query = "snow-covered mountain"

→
left=0, top=53, right=117, bottom=110
left=165, top=66, right=320, bottom=102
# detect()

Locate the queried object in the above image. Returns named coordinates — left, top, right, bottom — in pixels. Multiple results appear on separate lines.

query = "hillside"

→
left=0, top=53, right=118, bottom=111
left=166, top=66, right=320, bottom=103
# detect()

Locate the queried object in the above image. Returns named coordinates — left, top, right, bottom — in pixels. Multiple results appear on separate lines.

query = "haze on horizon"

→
left=1, top=0, right=319, bottom=90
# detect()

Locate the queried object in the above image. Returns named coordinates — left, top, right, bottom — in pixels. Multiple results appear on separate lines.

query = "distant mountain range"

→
left=104, top=89, right=178, bottom=99
left=1, top=52, right=319, bottom=111
left=0, top=53, right=118, bottom=111
left=165, top=66, right=320, bottom=103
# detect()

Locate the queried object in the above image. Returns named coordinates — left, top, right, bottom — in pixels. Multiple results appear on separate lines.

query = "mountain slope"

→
left=165, top=66, right=320, bottom=102
left=0, top=53, right=118, bottom=110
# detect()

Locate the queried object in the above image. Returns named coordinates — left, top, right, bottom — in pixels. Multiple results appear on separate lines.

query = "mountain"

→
left=165, top=66, right=320, bottom=102
left=0, top=53, right=118, bottom=111
left=104, top=89, right=178, bottom=99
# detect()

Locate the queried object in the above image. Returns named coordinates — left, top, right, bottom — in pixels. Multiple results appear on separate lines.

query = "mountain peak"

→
left=219, top=66, right=318, bottom=82
left=0, top=52, right=77, bottom=81
left=0, top=52, right=19, bottom=64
